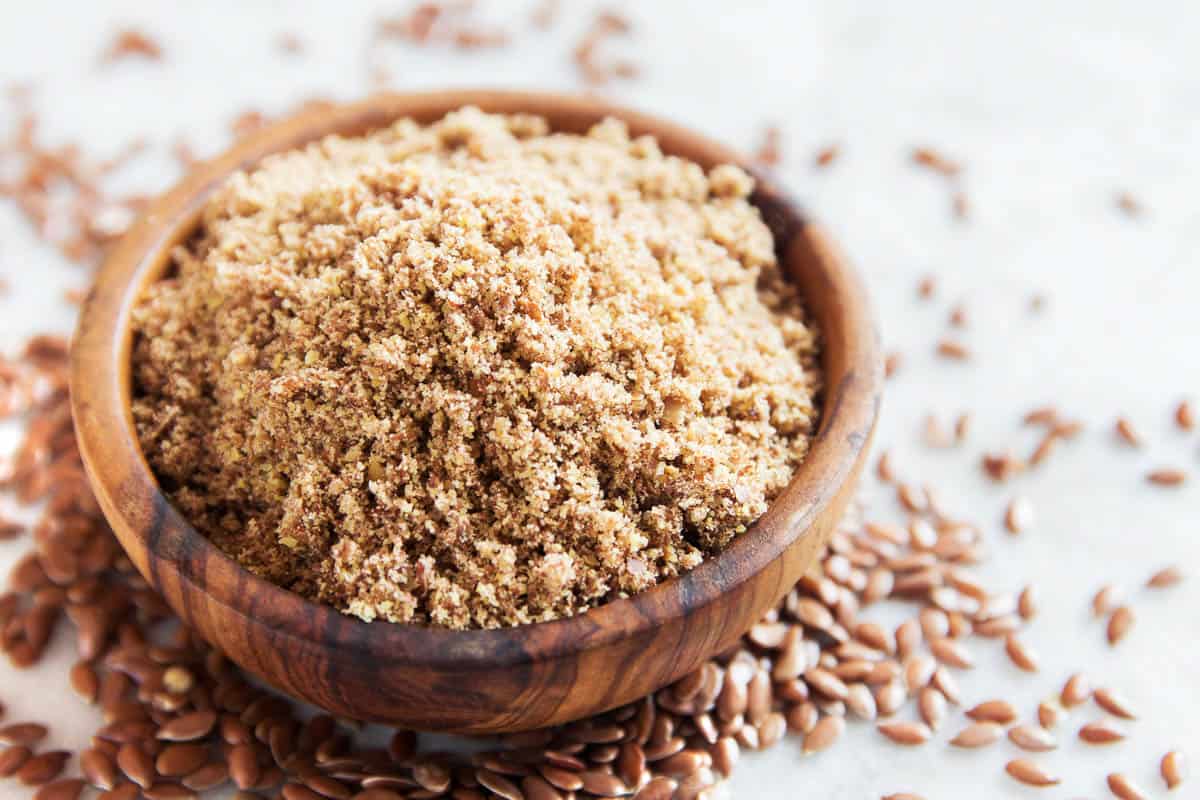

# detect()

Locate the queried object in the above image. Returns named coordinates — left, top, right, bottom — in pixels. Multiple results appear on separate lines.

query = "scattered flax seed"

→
left=1147, top=468, right=1187, bottom=487
left=1004, top=497, right=1032, bottom=534
left=1115, top=417, right=1142, bottom=447
left=951, top=191, right=969, bottom=221
left=802, top=716, right=844, bottom=754
left=876, top=450, right=896, bottom=483
left=1004, top=633, right=1039, bottom=672
left=1079, top=719, right=1126, bottom=744
left=953, top=413, right=971, bottom=443
left=1107, top=772, right=1148, bottom=800
left=1175, top=400, right=1194, bottom=431
left=948, top=305, right=967, bottom=327
left=1093, top=688, right=1138, bottom=720
left=1023, top=406, right=1060, bottom=426
left=130, top=110, right=821, bottom=629
left=1029, top=293, right=1047, bottom=313
left=1146, top=565, right=1184, bottom=589
left=1017, top=585, right=1037, bottom=620
left=100, top=29, right=163, bottom=63
left=885, top=352, right=903, bottom=379
left=1061, top=673, right=1091, bottom=708
left=1051, top=418, right=1083, bottom=439
left=877, top=721, right=932, bottom=745
left=1114, top=191, right=1142, bottom=218
left=936, top=340, right=969, bottom=360
left=1008, top=724, right=1056, bottom=752
left=949, top=722, right=1002, bottom=748
left=966, top=700, right=1018, bottom=725
left=1161, top=750, right=1184, bottom=790
left=982, top=451, right=1025, bottom=482
left=753, top=126, right=782, bottom=167
left=813, top=143, right=840, bottom=168
left=911, top=147, right=961, bottom=177
left=1037, top=701, right=1063, bottom=729
left=1028, top=430, right=1058, bottom=466
left=1107, top=606, right=1135, bottom=645
left=1005, top=759, right=1060, bottom=787
left=917, top=276, right=937, bottom=299
left=1093, top=584, right=1119, bottom=618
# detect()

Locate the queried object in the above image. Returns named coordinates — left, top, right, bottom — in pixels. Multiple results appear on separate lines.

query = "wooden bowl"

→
left=70, top=90, right=882, bottom=733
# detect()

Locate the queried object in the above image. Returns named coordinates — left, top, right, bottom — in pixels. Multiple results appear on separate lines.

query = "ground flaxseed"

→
left=130, top=108, right=821, bottom=629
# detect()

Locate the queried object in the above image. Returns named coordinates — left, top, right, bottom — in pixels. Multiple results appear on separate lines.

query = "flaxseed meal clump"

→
left=131, top=108, right=821, bottom=629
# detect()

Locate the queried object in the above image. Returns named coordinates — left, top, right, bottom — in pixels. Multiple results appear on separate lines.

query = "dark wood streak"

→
left=69, top=90, right=883, bottom=733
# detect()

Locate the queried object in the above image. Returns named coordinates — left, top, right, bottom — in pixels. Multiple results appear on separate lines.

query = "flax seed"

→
left=1147, top=468, right=1186, bottom=487
left=1005, top=759, right=1060, bottom=787
left=1107, top=606, right=1134, bottom=645
left=802, top=716, right=844, bottom=754
left=1061, top=673, right=1091, bottom=707
left=1093, top=688, right=1137, bottom=720
left=1107, top=773, right=1148, bottom=800
left=1161, top=750, right=1184, bottom=790
left=949, top=722, right=1002, bottom=748
left=1007, top=725, right=1056, bottom=752
left=17, top=750, right=71, bottom=786
left=1079, top=719, right=1126, bottom=744
left=1115, top=417, right=1142, bottom=446
left=966, top=700, right=1017, bottom=725
left=877, top=721, right=931, bottom=745
left=1175, top=400, right=1194, bottom=430
left=1147, top=565, right=1184, bottom=588
left=1004, top=634, right=1039, bottom=672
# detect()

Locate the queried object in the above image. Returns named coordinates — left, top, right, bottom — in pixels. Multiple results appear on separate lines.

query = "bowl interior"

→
left=72, top=90, right=881, bottom=706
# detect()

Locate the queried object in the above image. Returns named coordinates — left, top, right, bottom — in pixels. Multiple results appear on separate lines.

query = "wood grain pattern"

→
left=69, top=90, right=882, bottom=733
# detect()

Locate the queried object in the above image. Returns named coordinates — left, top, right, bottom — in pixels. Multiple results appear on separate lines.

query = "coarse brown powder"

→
left=130, top=108, right=821, bottom=629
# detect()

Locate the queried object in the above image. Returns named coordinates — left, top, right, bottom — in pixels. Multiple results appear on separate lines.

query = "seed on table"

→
left=1147, top=565, right=1184, bottom=588
left=846, top=683, right=878, bottom=720
left=81, top=747, right=120, bottom=789
left=1061, top=673, right=1091, bottom=707
left=917, top=687, right=946, bottom=730
left=1094, top=688, right=1138, bottom=719
left=1017, top=585, right=1037, bottom=619
left=896, top=620, right=922, bottom=660
left=1176, top=400, right=1194, bottom=430
left=1115, top=417, right=1142, bottom=447
left=477, top=769, right=524, bottom=800
left=919, top=608, right=949, bottom=640
left=929, top=637, right=974, bottom=669
left=949, top=722, right=1002, bottom=748
left=228, top=744, right=260, bottom=790
left=786, top=702, right=819, bottom=734
left=539, top=764, right=583, bottom=792
left=877, top=721, right=931, bottom=745
left=876, top=681, right=907, bottom=717
left=0, top=722, right=49, bottom=746
left=181, top=762, right=228, bottom=792
left=1004, top=634, right=1039, bottom=672
left=1161, top=750, right=1184, bottom=790
left=156, top=743, right=209, bottom=778
left=936, top=340, right=969, bottom=360
left=0, top=745, right=33, bottom=776
left=1004, top=497, right=1032, bottom=533
left=1147, top=468, right=1186, bottom=486
left=116, top=743, right=155, bottom=789
left=16, top=750, right=71, bottom=786
left=1107, top=606, right=1135, bottom=645
left=33, top=778, right=87, bottom=800
left=1037, top=700, right=1062, bottom=729
left=633, top=776, right=677, bottom=800
left=904, top=654, right=936, bottom=690
left=282, top=785, right=324, bottom=800
left=1079, top=719, right=1126, bottom=744
left=412, top=762, right=452, bottom=794
left=966, top=700, right=1017, bottom=725
left=156, top=710, right=217, bottom=741
left=1093, top=584, right=1119, bottom=617
left=932, top=667, right=961, bottom=706
left=1008, top=725, right=1056, bottom=752
left=1005, top=759, right=1060, bottom=787
left=70, top=660, right=100, bottom=703
left=803, top=716, right=844, bottom=754
left=1107, top=773, right=1148, bottom=800
left=519, top=774, right=562, bottom=800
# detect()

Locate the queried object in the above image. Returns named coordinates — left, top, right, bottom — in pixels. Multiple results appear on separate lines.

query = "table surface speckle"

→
left=1, top=2, right=1197, bottom=798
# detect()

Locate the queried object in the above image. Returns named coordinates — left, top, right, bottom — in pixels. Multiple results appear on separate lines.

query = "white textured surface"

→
left=1, top=2, right=1198, bottom=798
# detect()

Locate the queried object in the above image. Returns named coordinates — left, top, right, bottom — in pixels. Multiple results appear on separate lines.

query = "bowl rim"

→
left=70, top=89, right=882, bottom=672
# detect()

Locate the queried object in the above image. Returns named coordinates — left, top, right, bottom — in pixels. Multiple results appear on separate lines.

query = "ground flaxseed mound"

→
left=130, top=108, right=821, bottom=629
